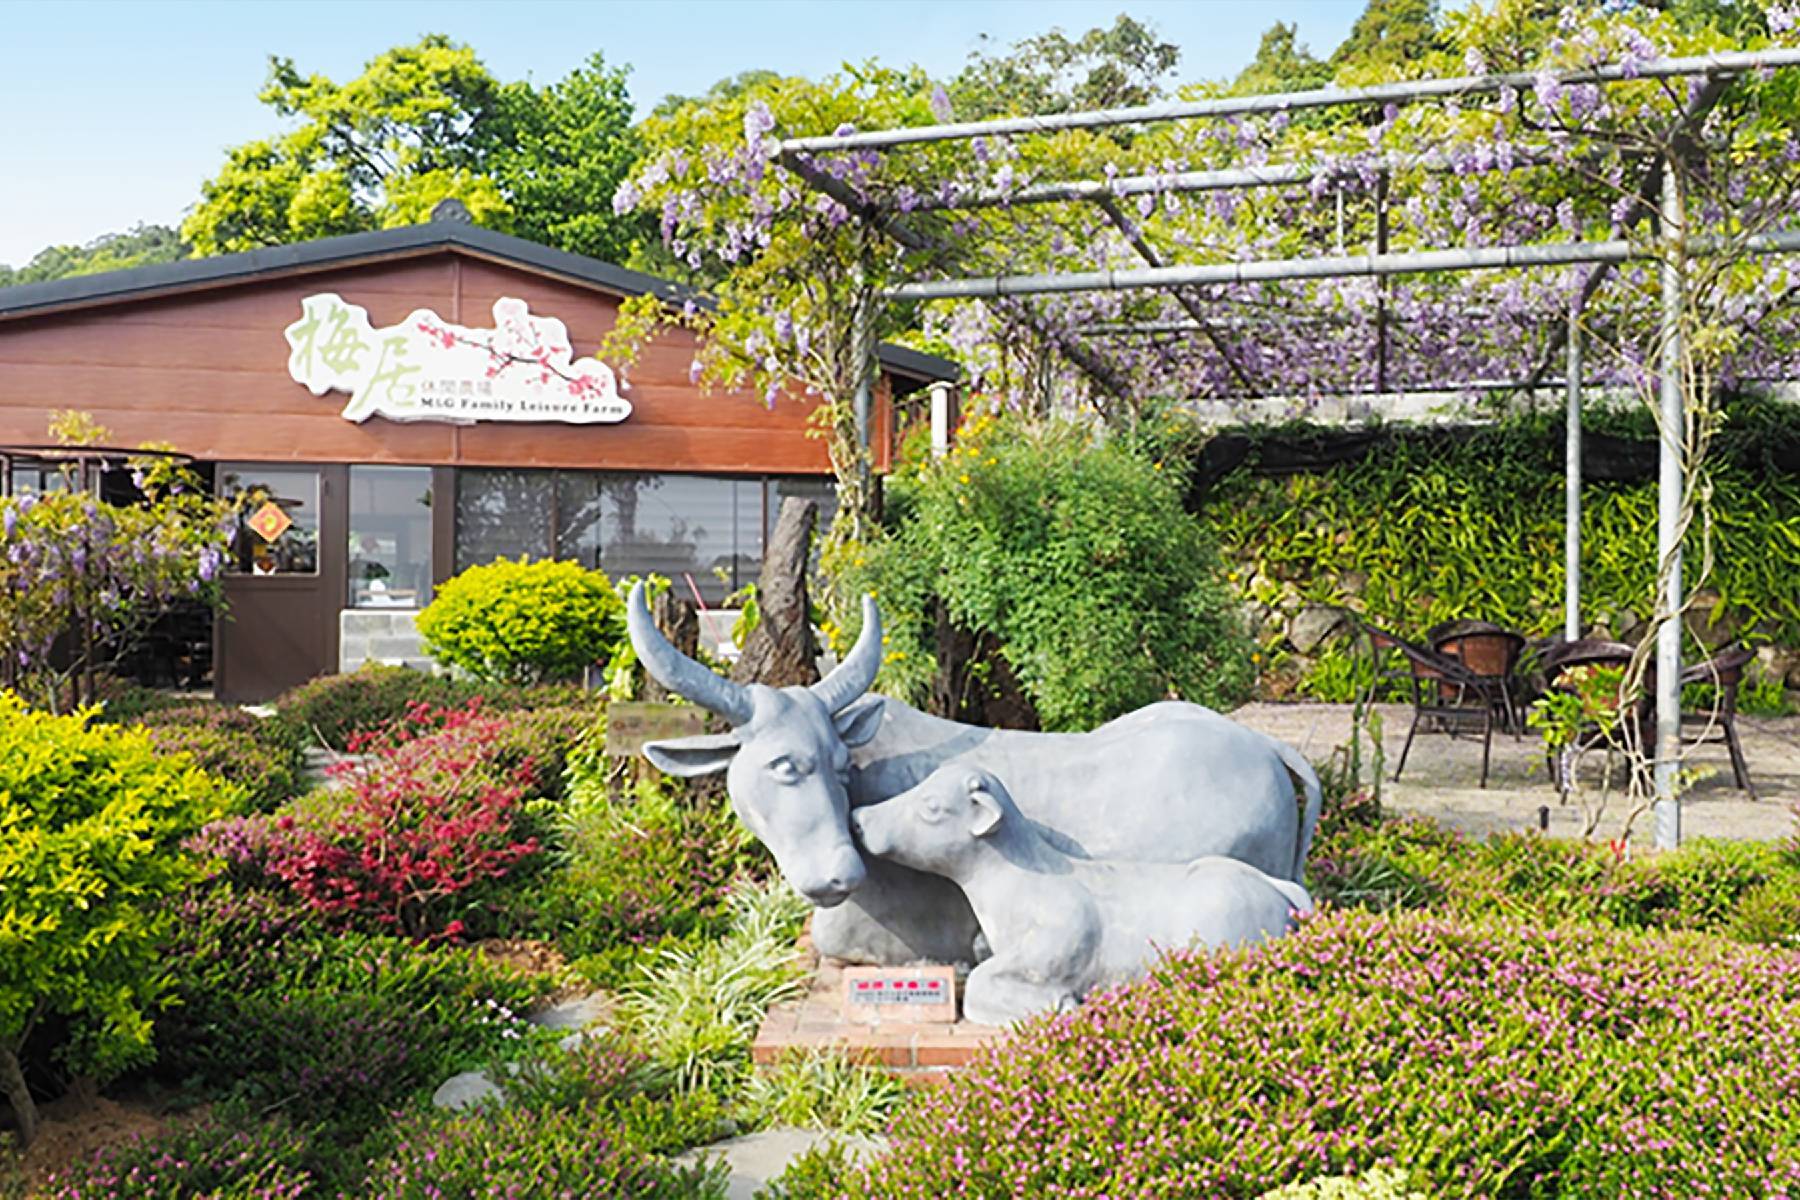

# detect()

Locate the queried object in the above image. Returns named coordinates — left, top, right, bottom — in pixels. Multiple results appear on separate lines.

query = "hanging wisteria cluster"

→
left=615, top=3, right=1800, bottom=432
left=0, top=453, right=233, bottom=711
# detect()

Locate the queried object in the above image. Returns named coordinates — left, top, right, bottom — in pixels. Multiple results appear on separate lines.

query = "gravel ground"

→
left=1229, top=701, right=1799, bottom=845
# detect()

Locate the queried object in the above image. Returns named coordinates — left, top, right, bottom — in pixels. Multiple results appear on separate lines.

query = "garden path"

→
left=1229, top=702, right=1800, bottom=846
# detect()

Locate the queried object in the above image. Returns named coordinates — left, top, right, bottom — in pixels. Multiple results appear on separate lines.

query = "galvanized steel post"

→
left=1565, top=310, right=1583, bottom=643
left=1653, top=164, right=1686, bottom=850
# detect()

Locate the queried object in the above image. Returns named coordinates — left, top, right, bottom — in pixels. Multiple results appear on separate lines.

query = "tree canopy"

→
left=181, top=38, right=644, bottom=262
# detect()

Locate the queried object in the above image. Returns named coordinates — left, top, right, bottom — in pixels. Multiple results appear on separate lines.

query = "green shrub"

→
left=819, top=912, right=1800, bottom=1199
left=1312, top=817, right=1800, bottom=946
left=154, top=884, right=548, bottom=1124
left=37, top=1111, right=316, bottom=1199
left=365, top=1101, right=728, bottom=1199
left=417, top=557, right=625, bottom=684
left=1727, top=874, right=1800, bottom=948
left=134, top=703, right=307, bottom=810
left=1259, top=1170, right=1430, bottom=1200
left=756, top=1141, right=867, bottom=1200
left=491, top=1033, right=735, bottom=1154
left=832, top=412, right=1253, bottom=731
left=0, top=692, right=233, bottom=1146
left=272, top=665, right=483, bottom=750
left=527, top=748, right=763, bottom=966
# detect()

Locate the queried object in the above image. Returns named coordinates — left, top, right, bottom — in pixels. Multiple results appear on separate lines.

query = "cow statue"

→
left=627, top=582, right=1321, bottom=966
left=851, top=764, right=1312, bottom=1025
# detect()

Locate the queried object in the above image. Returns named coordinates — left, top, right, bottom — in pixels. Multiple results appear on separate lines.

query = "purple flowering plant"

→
left=0, top=415, right=235, bottom=712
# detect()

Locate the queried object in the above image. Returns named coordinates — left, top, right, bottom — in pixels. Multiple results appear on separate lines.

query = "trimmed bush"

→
left=1311, top=816, right=1800, bottom=947
left=0, top=692, right=232, bottom=1145
left=417, top=557, right=624, bottom=684
left=815, top=912, right=1800, bottom=1199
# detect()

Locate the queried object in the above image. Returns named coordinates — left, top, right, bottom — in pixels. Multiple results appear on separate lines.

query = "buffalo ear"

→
left=832, top=696, right=885, bottom=748
left=643, top=732, right=741, bottom=777
left=968, top=783, right=1005, bottom=839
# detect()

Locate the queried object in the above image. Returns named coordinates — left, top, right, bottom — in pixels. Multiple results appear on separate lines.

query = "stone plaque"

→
left=841, top=965, right=957, bottom=1025
left=605, top=702, right=709, bottom=759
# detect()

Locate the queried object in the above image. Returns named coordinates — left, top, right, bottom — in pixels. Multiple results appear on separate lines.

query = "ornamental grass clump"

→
left=817, top=911, right=1800, bottom=1199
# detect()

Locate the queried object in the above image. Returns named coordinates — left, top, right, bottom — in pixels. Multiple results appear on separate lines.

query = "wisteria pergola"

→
left=772, top=47, right=1800, bottom=849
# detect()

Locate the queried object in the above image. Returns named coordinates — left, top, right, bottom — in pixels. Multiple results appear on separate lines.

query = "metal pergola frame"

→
left=773, top=47, right=1800, bottom=849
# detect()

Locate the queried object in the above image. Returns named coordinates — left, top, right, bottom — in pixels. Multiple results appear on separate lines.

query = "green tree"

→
left=1235, top=22, right=1333, bottom=95
left=651, top=68, right=780, bottom=119
left=1330, top=0, right=1448, bottom=75
left=0, top=224, right=186, bottom=288
left=183, top=38, right=642, bottom=262
left=947, top=14, right=1181, bottom=119
left=478, top=54, right=647, bottom=263
left=0, top=694, right=232, bottom=1146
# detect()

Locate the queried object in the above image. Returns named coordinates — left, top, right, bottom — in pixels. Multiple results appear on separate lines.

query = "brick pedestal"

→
left=754, top=944, right=1002, bottom=1084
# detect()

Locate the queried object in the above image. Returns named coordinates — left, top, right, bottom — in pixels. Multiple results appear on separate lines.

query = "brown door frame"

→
left=214, top=462, right=348, bottom=702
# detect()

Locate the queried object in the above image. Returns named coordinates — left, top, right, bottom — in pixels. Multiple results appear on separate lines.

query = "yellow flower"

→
left=959, top=474, right=971, bottom=484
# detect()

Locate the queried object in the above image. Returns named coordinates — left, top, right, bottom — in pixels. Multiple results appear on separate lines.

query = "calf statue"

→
left=852, top=765, right=1312, bottom=1025
left=628, top=583, right=1322, bottom=966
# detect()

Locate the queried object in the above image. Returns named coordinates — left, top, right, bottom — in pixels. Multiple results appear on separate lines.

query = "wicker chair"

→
left=1363, top=621, right=1509, bottom=788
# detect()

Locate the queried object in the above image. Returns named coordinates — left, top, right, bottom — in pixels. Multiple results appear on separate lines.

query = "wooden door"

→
left=215, top=463, right=347, bottom=702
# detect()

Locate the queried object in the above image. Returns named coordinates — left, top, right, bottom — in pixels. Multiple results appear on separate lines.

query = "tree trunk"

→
left=732, top=498, right=821, bottom=689
left=0, top=1044, right=37, bottom=1150
left=930, top=601, right=1040, bottom=731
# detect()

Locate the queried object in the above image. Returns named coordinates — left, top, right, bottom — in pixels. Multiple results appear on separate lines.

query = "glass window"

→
left=594, top=473, right=759, bottom=604
left=553, top=471, right=610, bottom=570
left=766, top=477, right=838, bottom=546
left=456, top=469, right=553, bottom=570
left=349, top=466, right=433, bottom=609
left=7, top=461, right=71, bottom=497
left=221, top=465, right=319, bottom=575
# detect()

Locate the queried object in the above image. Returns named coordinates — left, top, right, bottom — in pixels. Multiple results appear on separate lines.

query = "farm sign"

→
left=284, top=293, right=631, bottom=425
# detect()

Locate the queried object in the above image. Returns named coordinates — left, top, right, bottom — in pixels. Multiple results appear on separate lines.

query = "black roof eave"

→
left=0, top=223, right=960, bottom=385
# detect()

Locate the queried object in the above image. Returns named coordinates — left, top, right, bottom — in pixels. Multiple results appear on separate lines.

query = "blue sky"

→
left=0, top=1, right=1365, bottom=267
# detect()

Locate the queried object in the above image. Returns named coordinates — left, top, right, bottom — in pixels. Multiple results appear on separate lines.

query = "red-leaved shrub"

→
left=262, top=709, right=545, bottom=938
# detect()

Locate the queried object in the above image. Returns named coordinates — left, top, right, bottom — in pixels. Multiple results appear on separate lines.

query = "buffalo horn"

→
left=812, top=595, right=882, bottom=715
left=625, top=581, right=755, bottom=726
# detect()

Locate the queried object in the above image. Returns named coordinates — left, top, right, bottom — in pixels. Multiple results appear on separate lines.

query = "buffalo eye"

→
left=767, top=756, right=809, bottom=785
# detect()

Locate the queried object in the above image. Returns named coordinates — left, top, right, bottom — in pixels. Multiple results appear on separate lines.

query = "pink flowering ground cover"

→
left=813, top=911, right=1800, bottom=1199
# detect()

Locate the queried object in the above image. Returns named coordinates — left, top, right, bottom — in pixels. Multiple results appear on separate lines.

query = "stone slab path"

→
left=675, top=1128, right=888, bottom=1200
left=1229, top=701, right=1800, bottom=844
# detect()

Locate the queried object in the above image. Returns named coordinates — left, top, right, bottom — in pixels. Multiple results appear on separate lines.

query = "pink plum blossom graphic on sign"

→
left=284, top=293, right=631, bottom=426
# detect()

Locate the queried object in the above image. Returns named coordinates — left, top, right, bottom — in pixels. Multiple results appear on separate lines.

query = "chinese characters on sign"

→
left=840, top=965, right=957, bottom=1024
left=284, top=293, right=632, bottom=426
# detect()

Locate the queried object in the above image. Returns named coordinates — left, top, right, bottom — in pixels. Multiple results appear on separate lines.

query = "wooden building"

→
left=0, top=217, right=955, bottom=700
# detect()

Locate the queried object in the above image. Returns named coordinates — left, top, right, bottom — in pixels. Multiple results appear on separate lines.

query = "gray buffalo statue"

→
left=627, top=582, right=1321, bottom=966
left=852, top=764, right=1313, bottom=1025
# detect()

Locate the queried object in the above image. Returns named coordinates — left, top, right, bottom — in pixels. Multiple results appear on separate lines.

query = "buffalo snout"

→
left=793, top=844, right=867, bottom=908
